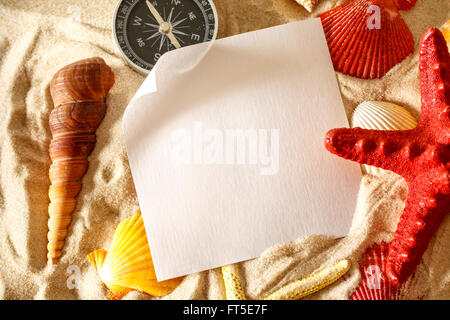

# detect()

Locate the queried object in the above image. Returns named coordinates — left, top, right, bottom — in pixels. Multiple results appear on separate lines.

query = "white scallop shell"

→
left=351, top=101, right=418, bottom=175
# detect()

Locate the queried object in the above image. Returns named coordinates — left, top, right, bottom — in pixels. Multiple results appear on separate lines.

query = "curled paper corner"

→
left=124, top=36, right=217, bottom=124
left=169, top=1, right=218, bottom=75
left=170, top=34, right=218, bottom=75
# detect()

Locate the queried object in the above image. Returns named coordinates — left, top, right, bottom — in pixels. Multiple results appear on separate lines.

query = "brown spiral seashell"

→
left=47, top=57, right=114, bottom=264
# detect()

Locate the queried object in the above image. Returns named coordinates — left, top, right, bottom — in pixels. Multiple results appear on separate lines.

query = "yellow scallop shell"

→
left=351, top=101, right=418, bottom=175
left=87, top=212, right=183, bottom=300
left=441, top=19, right=450, bottom=49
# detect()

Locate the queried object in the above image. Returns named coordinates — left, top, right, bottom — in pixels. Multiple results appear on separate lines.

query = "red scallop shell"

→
left=319, top=0, right=415, bottom=79
left=393, top=0, right=418, bottom=10
left=350, top=242, right=419, bottom=300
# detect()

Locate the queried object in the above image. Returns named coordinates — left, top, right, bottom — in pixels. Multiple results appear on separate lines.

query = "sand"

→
left=0, top=0, right=448, bottom=300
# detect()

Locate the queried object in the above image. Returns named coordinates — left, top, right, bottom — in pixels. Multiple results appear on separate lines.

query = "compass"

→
left=113, top=0, right=218, bottom=74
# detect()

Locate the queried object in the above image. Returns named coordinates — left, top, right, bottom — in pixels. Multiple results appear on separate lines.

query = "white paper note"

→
left=123, top=19, right=361, bottom=281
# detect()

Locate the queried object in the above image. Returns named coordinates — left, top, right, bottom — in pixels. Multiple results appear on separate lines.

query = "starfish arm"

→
left=325, top=28, right=450, bottom=287
left=263, top=260, right=350, bottom=300
left=419, top=28, right=450, bottom=145
left=386, top=178, right=450, bottom=284
left=222, top=265, right=246, bottom=300
left=324, top=127, right=417, bottom=175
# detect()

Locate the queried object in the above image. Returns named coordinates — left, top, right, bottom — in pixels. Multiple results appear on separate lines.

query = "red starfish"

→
left=324, top=28, right=450, bottom=284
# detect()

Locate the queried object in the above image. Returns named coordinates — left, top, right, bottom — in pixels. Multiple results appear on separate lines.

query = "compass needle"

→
left=168, top=32, right=181, bottom=48
left=147, top=14, right=158, bottom=24
left=173, top=11, right=182, bottom=22
left=114, top=0, right=218, bottom=74
left=172, top=17, right=187, bottom=27
left=151, top=34, right=162, bottom=47
left=144, top=22, right=160, bottom=28
left=145, top=0, right=165, bottom=25
left=159, top=34, right=166, bottom=51
left=145, top=32, right=161, bottom=41
left=168, top=7, right=174, bottom=23
left=172, top=29, right=188, bottom=36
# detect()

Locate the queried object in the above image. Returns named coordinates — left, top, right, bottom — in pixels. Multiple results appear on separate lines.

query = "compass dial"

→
left=113, top=0, right=218, bottom=74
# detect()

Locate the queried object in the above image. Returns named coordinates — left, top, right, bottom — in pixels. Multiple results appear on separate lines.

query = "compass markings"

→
left=159, top=34, right=167, bottom=51
left=115, top=0, right=217, bottom=72
left=145, top=32, right=161, bottom=41
left=172, top=17, right=187, bottom=27
left=151, top=34, right=163, bottom=47
left=172, top=29, right=188, bottom=36
left=167, top=7, right=175, bottom=22
left=144, top=22, right=159, bottom=28
left=172, top=10, right=182, bottom=22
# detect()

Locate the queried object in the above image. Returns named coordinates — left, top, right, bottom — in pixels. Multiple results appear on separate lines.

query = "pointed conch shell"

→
left=87, top=212, right=183, bottom=300
left=48, top=57, right=114, bottom=264
left=295, top=0, right=319, bottom=12
left=351, top=101, right=418, bottom=175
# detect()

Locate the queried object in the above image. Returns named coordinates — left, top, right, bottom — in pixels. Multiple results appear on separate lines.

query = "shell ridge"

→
left=106, top=224, right=148, bottom=271
left=325, top=2, right=364, bottom=51
left=87, top=249, right=108, bottom=273
left=345, top=7, right=374, bottom=75
left=332, top=3, right=369, bottom=65
left=366, top=106, right=406, bottom=130
left=330, top=2, right=367, bottom=48
left=88, top=212, right=183, bottom=299
left=107, top=247, right=152, bottom=278
left=47, top=57, right=114, bottom=263
left=319, top=0, right=414, bottom=79
left=108, top=213, right=142, bottom=256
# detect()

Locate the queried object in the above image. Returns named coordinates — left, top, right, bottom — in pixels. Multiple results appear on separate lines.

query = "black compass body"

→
left=113, top=0, right=218, bottom=74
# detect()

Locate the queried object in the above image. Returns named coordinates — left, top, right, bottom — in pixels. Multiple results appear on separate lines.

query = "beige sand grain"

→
left=0, top=0, right=448, bottom=299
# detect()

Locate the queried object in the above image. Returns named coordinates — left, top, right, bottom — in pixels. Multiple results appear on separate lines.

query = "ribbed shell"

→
left=47, top=57, right=114, bottom=264
left=392, top=0, right=418, bottom=10
left=50, top=57, right=115, bottom=107
left=350, top=242, right=416, bottom=300
left=319, top=0, right=415, bottom=79
left=87, top=212, right=183, bottom=300
left=295, top=0, right=319, bottom=12
left=351, top=101, right=418, bottom=175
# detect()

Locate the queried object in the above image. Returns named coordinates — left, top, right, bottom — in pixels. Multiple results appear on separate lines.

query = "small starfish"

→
left=221, top=260, right=350, bottom=300
left=221, top=265, right=247, bottom=300
left=263, top=260, right=350, bottom=300
left=325, top=28, right=450, bottom=284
